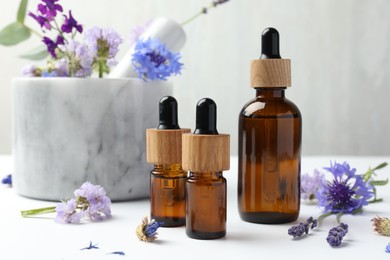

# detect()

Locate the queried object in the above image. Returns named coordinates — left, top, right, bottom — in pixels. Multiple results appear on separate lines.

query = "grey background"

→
left=1, top=0, right=389, bottom=155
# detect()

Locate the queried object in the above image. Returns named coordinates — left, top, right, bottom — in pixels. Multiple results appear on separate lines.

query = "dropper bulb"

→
left=157, top=96, right=180, bottom=130
left=260, top=27, right=281, bottom=59
left=193, top=98, right=218, bottom=135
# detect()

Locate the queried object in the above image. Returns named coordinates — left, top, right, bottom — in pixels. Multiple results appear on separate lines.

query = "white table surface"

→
left=1, top=155, right=390, bottom=260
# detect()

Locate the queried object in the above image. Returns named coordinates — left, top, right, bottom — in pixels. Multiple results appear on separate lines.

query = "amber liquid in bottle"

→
left=186, top=171, right=226, bottom=239
left=238, top=88, right=301, bottom=224
left=150, top=164, right=187, bottom=227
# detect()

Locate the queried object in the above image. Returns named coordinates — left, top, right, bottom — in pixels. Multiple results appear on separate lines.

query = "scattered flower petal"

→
left=136, top=216, right=163, bottom=242
left=80, top=241, right=99, bottom=250
left=372, top=216, right=390, bottom=236
left=386, top=243, right=390, bottom=253
left=108, top=251, right=125, bottom=256
left=1, top=174, right=12, bottom=186
left=326, top=223, right=348, bottom=247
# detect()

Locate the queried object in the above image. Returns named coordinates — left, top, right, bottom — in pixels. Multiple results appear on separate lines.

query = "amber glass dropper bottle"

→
left=238, top=28, right=302, bottom=224
left=146, top=96, right=190, bottom=227
left=182, top=98, right=230, bottom=239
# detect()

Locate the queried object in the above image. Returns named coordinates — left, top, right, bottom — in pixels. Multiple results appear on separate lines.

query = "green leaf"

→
left=17, top=0, right=29, bottom=24
left=370, top=179, right=389, bottom=186
left=372, top=162, right=388, bottom=171
left=0, top=22, right=31, bottom=46
left=19, top=45, right=49, bottom=60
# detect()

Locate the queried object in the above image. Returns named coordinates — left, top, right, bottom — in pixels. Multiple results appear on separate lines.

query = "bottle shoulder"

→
left=239, top=96, right=301, bottom=118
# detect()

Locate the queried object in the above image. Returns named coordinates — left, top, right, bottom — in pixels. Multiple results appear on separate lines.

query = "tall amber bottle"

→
left=146, top=96, right=190, bottom=227
left=182, top=98, right=230, bottom=239
left=238, top=28, right=301, bottom=224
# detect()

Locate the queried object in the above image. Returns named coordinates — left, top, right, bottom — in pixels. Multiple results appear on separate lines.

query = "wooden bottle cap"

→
left=250, top=59, right=291, bottom=88
left=182, top=133, right=230, bottom=172
left=146, top=128, right=191, bottom=164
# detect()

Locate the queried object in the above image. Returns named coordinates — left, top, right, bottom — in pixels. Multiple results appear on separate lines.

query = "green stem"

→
left=98, top=59, right=104, bottom=78
left=25, top=25, right=43, bottom=38
left=181, top=3, right=213, bottom=26
left=21, top=206, right=56, bottom=217
left=336, top=212, right=344, bottom=224
left=317, top=212, right=333, bottom=226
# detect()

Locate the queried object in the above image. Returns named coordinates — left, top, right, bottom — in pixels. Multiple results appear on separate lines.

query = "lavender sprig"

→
left=326, top=223, right=348, bottom=247
left=181, top=0, right=230, bottom=26
left=288, top=217, right=318, bottom=238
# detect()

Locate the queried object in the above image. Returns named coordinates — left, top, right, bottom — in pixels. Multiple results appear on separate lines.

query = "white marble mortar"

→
left=12, top=78, right=172, bottom=201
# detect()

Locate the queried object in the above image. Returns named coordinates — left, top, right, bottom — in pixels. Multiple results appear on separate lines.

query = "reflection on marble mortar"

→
left=13, top=78, right=172, bottom=201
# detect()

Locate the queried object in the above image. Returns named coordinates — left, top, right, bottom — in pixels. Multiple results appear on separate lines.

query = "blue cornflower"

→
left=136, top=217, right=163, bottom=242
left=132, top=38, right=183, bottom=81
left=326, top=223, right=348, bottom=247
left=80, top=241, right=99, bottom=250
left=386, top=243, right=390, bottom=253
left=1, top=174, right=12, bottom=186
left=316, top=161, right=374, bottom=213
left=288, top=217, right=318, bottom=238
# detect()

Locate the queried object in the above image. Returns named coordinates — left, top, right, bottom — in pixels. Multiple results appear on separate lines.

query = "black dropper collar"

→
left=260, top=27, right=281, bottom=59
left=157, top=96, right=180, bottom=130
left=193, top=98, right=218, bottom=135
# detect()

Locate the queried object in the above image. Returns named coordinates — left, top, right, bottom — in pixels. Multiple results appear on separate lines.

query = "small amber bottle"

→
left=238, top=28, right=302, bottom=224
left=146, top=96, right=190, bottom=227
left=182, top=98, right=230, bottom=239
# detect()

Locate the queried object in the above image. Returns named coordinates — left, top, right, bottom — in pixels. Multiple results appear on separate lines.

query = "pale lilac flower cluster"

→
left=55, top=182, right=111, bottom=224
left=301, top=169, right=325, bottom=201
left=59, top=40, right=93, bottom=77
left=84, top=27, right=123, bottom=77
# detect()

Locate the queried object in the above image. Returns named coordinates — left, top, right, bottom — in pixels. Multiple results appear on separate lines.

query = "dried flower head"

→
left=316, top=161, right=374, bottom=213
left=288, top=217, right=318, bottom=238
left=372, top=216, right=390, bottom=236
left=136, top=217, right=163, bottom=242
left=326, top=223, right=348, bottom=247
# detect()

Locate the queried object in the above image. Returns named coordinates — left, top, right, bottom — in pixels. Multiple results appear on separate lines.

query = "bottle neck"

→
left=189, top=171, right=223, bottom=180
left=255, top=87, right=286, bottom=99
left=154, top=164, right=186, bottom=175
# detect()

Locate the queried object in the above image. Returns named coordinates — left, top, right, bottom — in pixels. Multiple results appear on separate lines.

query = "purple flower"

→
left=132, top=38, right=183, bottom=81
left=60, top=40, right=93, bottom=77
left=42, top=35, right=64, bottom=58
left=61, top=11, right=83, bottom=34
left=288, top=217, right=317, bottom=238
left=37, top=0, right=63, bottom=20
left=85, top=27, right=122, bottom=70
left=28, top=12, right=51, bottom=30
left=21, top=64, right=42, bottom=77
left=301, top=169, right=325, bottom=201
left=316, top=161, right=374, bottom=213
left=1, top=174, right=12, bottom=186
left=326, top=223, right=348, bottom=247
left=55, top=198, right=84, bottom=224
left=74, top=182, right=112, bottom=221
left=42, top=59, right=69, bottom=77
left=55, top=182, right=111, bottom=223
